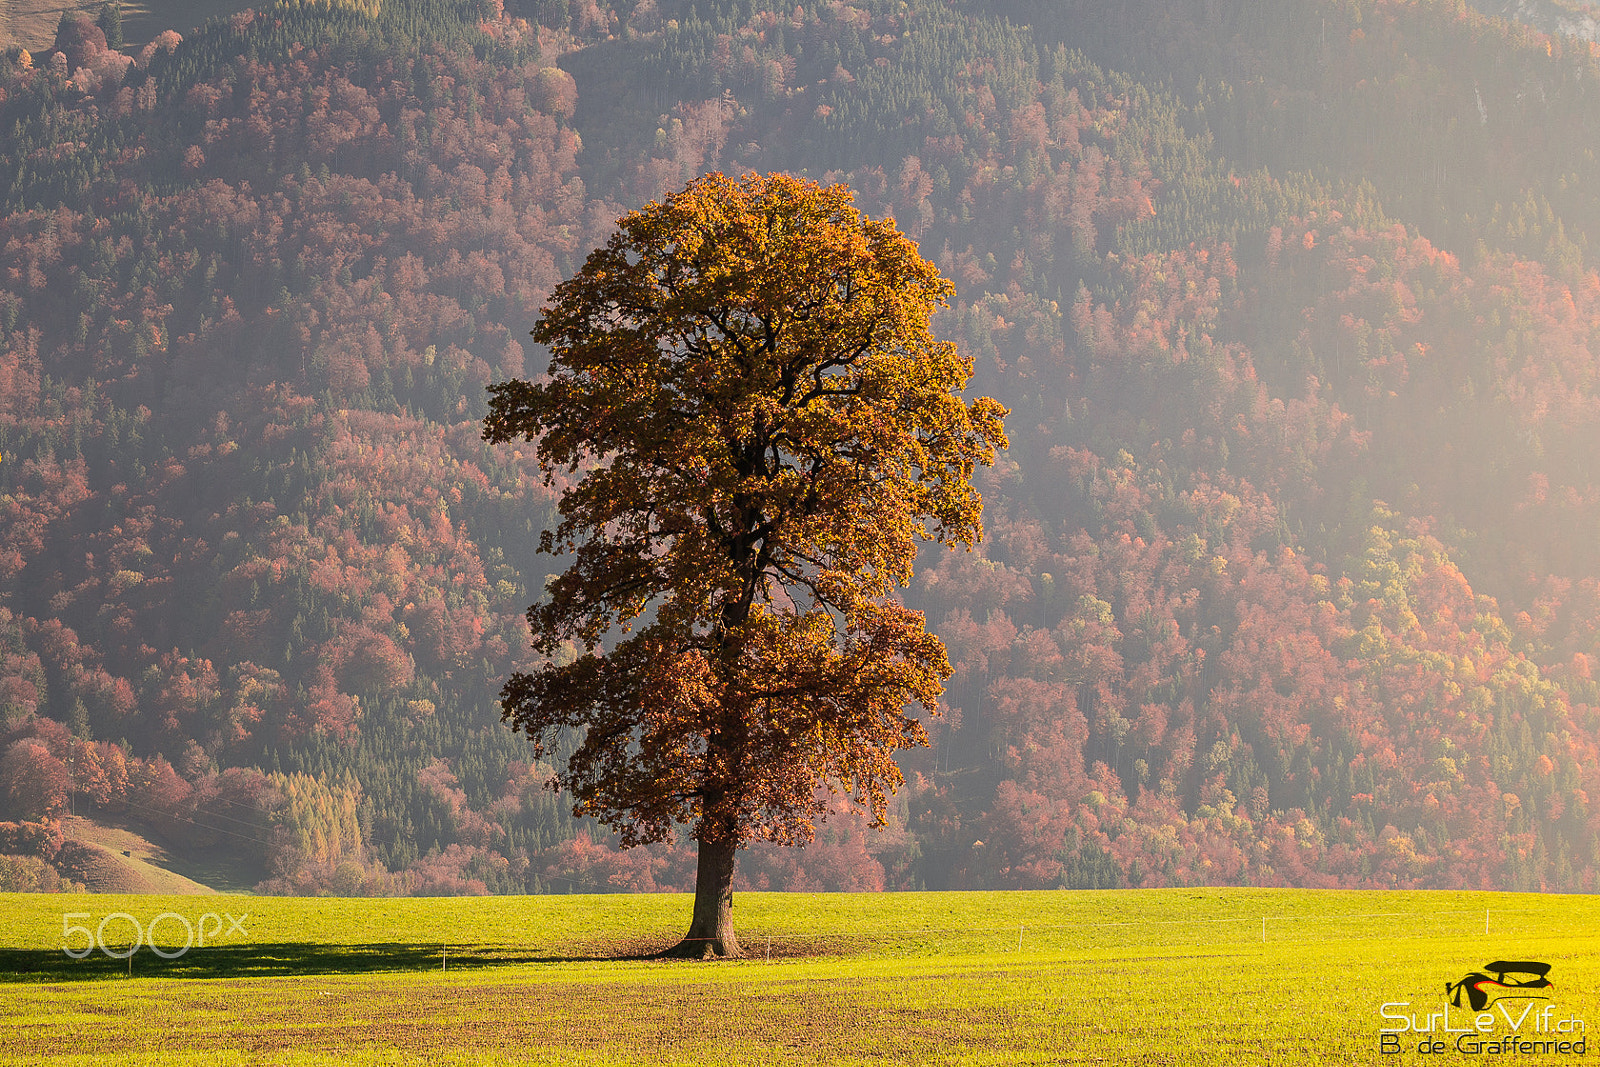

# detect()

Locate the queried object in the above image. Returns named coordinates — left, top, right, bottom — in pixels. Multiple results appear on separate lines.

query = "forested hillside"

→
left=3, top=0, right=1600, bottom=894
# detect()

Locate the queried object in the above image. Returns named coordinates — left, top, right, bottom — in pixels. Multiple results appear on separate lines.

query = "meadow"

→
left=1, top=0, right=262, bottom=53
left=0, top=888, right=1596, bottom=1065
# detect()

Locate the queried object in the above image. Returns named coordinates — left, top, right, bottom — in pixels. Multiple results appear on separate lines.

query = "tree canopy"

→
left=485, top=171, right=1007, bottom=954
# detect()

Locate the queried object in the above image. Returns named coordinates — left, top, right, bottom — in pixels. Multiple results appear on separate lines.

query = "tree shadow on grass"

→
left=0, top=942, right=666, bottom=982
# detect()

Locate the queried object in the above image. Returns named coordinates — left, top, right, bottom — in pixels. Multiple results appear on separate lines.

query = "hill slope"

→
left=2, top=0, right=1600, bottom=893
left=58, top=816, right=219, bottom=892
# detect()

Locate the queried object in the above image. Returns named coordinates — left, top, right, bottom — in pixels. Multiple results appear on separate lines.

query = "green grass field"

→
left=1, top=888, right=1596, bottom=1065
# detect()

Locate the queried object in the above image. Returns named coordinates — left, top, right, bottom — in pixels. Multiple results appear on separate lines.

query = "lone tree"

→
left=484, top=172, right=1007, bottom=958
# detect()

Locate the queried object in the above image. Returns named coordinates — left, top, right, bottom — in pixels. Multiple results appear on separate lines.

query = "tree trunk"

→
left=664, top=836, right=741, bottom=959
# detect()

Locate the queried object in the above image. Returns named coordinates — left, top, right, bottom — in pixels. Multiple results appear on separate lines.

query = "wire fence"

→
left=418, top=906, right=1579, bottom=966
left=34, top=904, right=1591, bottom=980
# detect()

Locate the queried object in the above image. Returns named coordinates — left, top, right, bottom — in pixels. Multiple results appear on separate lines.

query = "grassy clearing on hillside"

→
left=0, top=0, right=345, bottom=56
left=0, top=889, right=1596, bottom=1065
left=56, top=818, right=216, bottom=895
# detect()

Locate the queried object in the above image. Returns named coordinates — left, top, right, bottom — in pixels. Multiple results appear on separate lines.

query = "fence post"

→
left=1018, top=924, right=1024, bottom=952
left=1261, top=916, right=1267, bottom=943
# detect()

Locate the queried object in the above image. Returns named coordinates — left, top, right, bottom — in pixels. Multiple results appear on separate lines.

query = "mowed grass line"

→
left=1, top=889, right=1597, bottom=1065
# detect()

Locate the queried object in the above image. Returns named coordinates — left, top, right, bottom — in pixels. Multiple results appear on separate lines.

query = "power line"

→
left=109, top=796, right=277, bottom=849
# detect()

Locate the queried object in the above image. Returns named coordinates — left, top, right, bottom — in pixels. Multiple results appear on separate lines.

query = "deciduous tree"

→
left=485, top=172, right=1007, bottom=956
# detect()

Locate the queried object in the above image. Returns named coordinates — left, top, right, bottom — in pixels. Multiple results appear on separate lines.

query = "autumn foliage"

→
left=487, top=173, right=1004, bottom=951
left=3, top=0, right=1600, bottom=897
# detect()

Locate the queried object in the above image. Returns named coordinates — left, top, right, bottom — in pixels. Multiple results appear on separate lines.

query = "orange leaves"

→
left=487, top=172, right=1006, bottom=853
